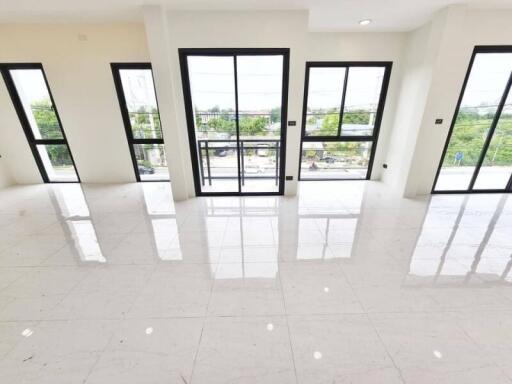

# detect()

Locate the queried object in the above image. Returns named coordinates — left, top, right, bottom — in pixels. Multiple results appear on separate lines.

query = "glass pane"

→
left=10, top=69, right=64, bottom=140
left=300, top=141, right=372, bottom=180
left=474, top=87, right=512, bottom=190
left=305, top=67, right=345, bottom=137
left=341, top=67, right=385, bottom=136
left=435, top=53, right=512, bottom=191
left=188, top=56, right=238, bottom=193
left=237, top=55, right=283, bottom=193
left=133, top=143, right=170, bottom=181
left=119, top=69, right=162, bottom=139
left=36, top=144, right=78, bottom=182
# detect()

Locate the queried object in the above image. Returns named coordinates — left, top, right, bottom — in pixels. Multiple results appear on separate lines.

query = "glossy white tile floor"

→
left=0, top=181, right=511, bottom=383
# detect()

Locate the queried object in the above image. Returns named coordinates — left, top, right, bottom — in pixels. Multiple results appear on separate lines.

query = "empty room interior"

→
left=1, top=0, right=512, bottom=383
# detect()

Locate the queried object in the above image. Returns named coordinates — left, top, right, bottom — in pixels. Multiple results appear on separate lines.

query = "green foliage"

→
left=44, top=144, right=72, bottom=167
left=130, top=106, right=162, bottom=139
left=343, top=110, right=371, bottom=125
left=207, top=117, right=236, bottom=136
left=270, top=107, right=281, bottom=123
left=307, top=116, right=318, bottom=125
left=139, top=159, right=152, bottom=168
left=443, top=113, right=512, bottom=167
left=325, top=142, right=362, bottom=157
left=31, top=100, right=71, bottom=167
left=31, top=100, right=62, bottom=139
left=314, top=110, right=372, bottom=136
left=304, top=150, right=317, bottom=159
left=198, top=106, right=269, bottom=137
left=319, top=114, right=339, bottom=135
left=239, top=116, right=267, bottom=136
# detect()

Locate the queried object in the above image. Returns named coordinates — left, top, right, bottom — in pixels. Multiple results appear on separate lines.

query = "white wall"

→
left=0, top=23, right=150, bottom=184
left=381, top=17, right=444, bottom=193
left=0, top=154, right=14, bottom=189
left=143, top=7, right=190, bottom=201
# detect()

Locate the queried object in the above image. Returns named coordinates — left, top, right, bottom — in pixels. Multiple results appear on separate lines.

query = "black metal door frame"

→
left=179, top=48, right=289, bottom=196
left=432, top=45, right=512, bottom=194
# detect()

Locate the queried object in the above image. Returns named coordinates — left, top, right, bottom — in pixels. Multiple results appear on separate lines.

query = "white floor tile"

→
left=0, top=181, right=510, bottom=383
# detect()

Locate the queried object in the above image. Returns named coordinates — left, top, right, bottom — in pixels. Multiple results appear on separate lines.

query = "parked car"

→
left=138, top=165, right=155, bottom=174
left=244, top=165, right=265, bottom=174
left=214, top=149, right=228, bottom=157
left=320, top=156, right=339, bottom=164
left=256, top=144, right=270, bottom=157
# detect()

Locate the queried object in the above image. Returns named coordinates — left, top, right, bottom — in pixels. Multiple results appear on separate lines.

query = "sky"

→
left=307, top=66, right=385, bottom=111
left=461, top=52, right=512, bottom=109
left=187, top=55, right=386, bottom=112
left=187, top=55, right=283, bottom=112
left=11, top=69, right=51, bottom=104
left=119, top=69, right=158, bottom=111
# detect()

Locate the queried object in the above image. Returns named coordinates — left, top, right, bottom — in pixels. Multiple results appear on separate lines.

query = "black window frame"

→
left=299, top=61, right=392, bottom=181
left=111, top=62, right=169, bottom=182
left=0, top=63, right=80, bottom=183
left=432, top=45, right=512, bottom=194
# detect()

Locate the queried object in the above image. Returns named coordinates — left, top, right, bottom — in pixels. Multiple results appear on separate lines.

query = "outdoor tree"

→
left=207, top=117, right=236, bottom=136
left=31, top=100, right=70, bottom=166
left=442, top=108, right=512, bottom=167
left=319, top=113, right=339, bottom=135
left=239, top=116, right=267, bottom=136
left=130, top=106, right=161, bottom=139
left=270, top=107, right=281, bottom=124
left=31, top=100, right=62, bottom=139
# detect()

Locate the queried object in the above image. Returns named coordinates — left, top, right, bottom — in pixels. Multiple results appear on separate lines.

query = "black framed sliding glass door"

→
left=299, top=62, right=392, bottom=181
left=1, top=63, right=80, bottom=183
left=179, top=48, right=289, bottom=196
left=111, top=63, right=169, bottom=182
left=433, top=46, right=512, bottom=193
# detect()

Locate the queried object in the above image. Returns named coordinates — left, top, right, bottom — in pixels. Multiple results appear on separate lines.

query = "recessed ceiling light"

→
left=359, top=19, right=372, bottom=26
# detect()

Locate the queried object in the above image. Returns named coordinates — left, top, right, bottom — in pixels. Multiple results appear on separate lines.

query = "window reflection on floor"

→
left=141, top=183, right=181, bottom=261
left=407, top=194, right=512, bottom=285
left=46, top=181, right=368, bottom=272
left=49, top=184, right=105, bottom=263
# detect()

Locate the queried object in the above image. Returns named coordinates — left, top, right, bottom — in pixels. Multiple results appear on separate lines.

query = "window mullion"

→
left=337, top=67, right=349, bottom=137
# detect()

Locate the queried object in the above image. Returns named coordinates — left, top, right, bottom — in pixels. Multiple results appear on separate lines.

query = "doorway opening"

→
left=179, top=48, right=289, bottom=196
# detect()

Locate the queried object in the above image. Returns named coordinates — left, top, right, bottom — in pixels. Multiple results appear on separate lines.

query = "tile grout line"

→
left=188, top=221, right=224, bottom=384
left=188, top=264, right=219, bottom=384
left=82, top=319, right=121, bottom=384
left=337, top=262, right=407, bottom=384
left=277, top=265, right=299, bottom=384
left=38, top=264, right=95, bottom=321
left=456, top=315, right=512, bottom=383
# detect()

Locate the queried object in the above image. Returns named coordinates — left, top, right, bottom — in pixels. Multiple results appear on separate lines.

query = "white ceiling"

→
left=1, top=0, right=512, bottom=31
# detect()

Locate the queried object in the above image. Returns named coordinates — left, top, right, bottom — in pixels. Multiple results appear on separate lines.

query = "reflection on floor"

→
left=0, top=181, right=511, bottom=383
left=199, top=177, right=281, bottom=193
